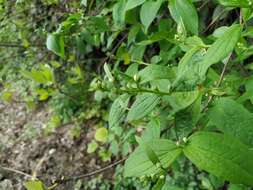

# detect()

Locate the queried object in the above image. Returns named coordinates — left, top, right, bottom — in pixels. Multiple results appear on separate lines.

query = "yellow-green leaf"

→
left=95, top=128, right=108, bottom=143
left=24, top=181, right=46, bottom=190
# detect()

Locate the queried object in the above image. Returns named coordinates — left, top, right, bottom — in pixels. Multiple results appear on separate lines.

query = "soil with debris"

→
left=0, top=100, right=114, bottom=190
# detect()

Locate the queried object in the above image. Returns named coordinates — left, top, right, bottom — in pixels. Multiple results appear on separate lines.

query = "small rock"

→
left=0, top=179, right=14, bottom=190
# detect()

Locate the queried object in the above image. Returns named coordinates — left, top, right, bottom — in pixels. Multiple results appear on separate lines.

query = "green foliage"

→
left=127, top=93, right=160, bottom=121
left=2, top=0, right=253, bottom=189
left=24, top=181, right=47, bottom=190
left=46, top=34, right=65, bottom=58
left=208, top=98, right=253, bottom=146
left=184, top=132, right=253, bottom=186
left=95, top=127, right=109, bottom=143
left=169, top=0, right=199, bottom=35
left=124, top=139, right=182, bottom=177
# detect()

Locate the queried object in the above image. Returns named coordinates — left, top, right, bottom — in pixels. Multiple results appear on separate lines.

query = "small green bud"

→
left=126, top=82, right=132, bottom=89
left=133, top=74, right=139, bottom=82
left=159, top=175, right=165, bottom=179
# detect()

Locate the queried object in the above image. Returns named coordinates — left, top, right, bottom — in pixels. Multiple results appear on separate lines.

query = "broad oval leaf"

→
left=163, top=90, right=199, bottom=114
left=172, top=47, right=204, bottom=87
left=124, top=139, right=182, bottom=177
left=217, top=0, right=252, bottom=8
left=138, top=64, right=175, bottom=84
left=184, top=132, right=253, bottom=186
left=208, top=98, right=253, bottom=146
left=109, top=94, right=130, bottom=128
left=127, top=93, right=160, bottom=121
left=169, top=0, right=199, bottom=35
left=199, top=24, right=241, bottom=78
left=125, top=0, right=146, bottom=11
left=141, top=118, right=160, bottom=142
left=140, top=0, right=163, bottom=33
left=46, top=34, right=65, bottom=58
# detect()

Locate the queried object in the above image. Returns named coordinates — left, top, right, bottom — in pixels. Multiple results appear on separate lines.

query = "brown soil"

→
left=0, top=100, right=114, bottom=190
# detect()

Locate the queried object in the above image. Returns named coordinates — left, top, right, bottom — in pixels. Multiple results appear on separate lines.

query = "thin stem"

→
left=202, top=53, right=232, bottom=112
left=117, top=87, right=172, bottom=96
left=56, top=158, right=126, bottom=183
left=0, top=165, right=36, bottom=179
left=202, top=9, right=227, bottom=34
left=191, top=53, right=233, bottom=135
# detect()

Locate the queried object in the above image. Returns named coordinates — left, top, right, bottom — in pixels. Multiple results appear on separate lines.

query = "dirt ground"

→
left=0, top=100, right=115, bottom=190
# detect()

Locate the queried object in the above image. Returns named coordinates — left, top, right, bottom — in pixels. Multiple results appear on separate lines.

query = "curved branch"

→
left=56, top=158, right=126, bottom=183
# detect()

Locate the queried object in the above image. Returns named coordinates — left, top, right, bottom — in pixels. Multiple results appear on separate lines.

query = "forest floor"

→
left=0, top=98, right=115, bottom=190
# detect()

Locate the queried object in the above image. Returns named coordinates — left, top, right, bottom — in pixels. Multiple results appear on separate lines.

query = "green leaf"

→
left=104, top=63, right=114, bottom=82
left=144, top=143, right=160, bottom=165
left=95, top=127, right=108, bottom=143
left=24, top=181, right=46, bottom=190
left=184, top=132, right=253, bottom=186
left=162, top=182, right=183, bottom=190
left=46, top=34, right=65, bottom=58
left=208, top=98, right=253, bottom=146
left=113, top=0, right=127, bottom=28
left=169, top=0, right=199, bottom=34
left=228, top=184, right=248, bottom=190
left=172, top=47, right=204, bottom=87
left=109, top=94, right=130, bottom=128
left=152, top=177, right=166, bottom=190
left=127, top=93, right=160, bottom=121
left=199, top=24, right=241, bottom=78
left=164, top=90, right=199, bottom=114
left=217, top=0, right=252, bottom=8
left=141, top=118, right=160, bottom=142
left=138, top=64, right=175, bottom=84
left=124, top=139, right=181, bottom=177
left=125, top=0, right=146, bottom=11
left=140, top=0, right=164, bottom=33
left=87, top=140, right=98, bottom=153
